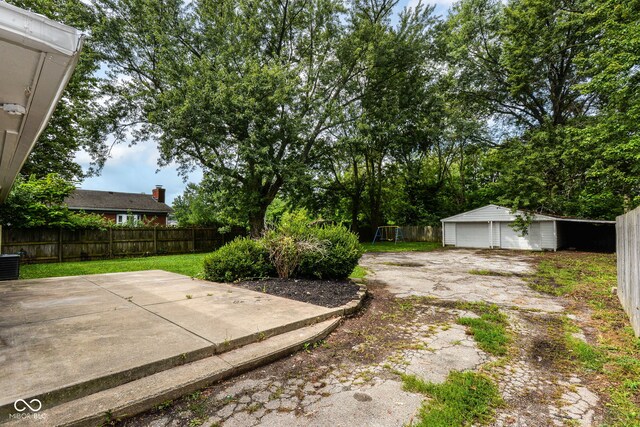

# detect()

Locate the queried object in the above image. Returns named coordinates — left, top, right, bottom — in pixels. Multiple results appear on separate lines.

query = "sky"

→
left=74, top=0, right=456, bottom=205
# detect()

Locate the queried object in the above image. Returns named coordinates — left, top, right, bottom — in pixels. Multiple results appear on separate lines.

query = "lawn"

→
left=20, top=253, right=208, bottom=280
left=19, top=241, right=441, bottom=280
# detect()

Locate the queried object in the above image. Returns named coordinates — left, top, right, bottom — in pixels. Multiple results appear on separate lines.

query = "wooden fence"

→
left=616, top=208, right=640, bottom=337
left=0, top=227, right=245, bottom=263
left=399, top=225, right=442, bottom=242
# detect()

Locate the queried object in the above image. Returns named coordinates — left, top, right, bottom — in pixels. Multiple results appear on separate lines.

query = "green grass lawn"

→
left=20, top=253, right=208, bottom=280
left=361, top=241, right=441, bottom=253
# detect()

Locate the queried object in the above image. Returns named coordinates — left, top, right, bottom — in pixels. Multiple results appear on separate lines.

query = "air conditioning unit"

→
left=0, top=254, right=20, bottom=281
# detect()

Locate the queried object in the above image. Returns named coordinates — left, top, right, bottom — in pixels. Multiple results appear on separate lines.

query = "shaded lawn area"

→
left=19, top=241, right=440, bottom=280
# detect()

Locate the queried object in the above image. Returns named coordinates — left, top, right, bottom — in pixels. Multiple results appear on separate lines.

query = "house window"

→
left=116, top=214, right=141, bottom=225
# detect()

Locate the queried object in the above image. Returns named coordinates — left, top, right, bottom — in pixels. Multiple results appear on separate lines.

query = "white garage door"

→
left=500, top=222, right=541, bottom=250
left=455, top=223, right=490, bottom=248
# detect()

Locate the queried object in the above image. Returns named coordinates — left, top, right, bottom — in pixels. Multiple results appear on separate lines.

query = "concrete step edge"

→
left=6, top=317, right=341, bottom=427
left=0, top=310, right=340, bottom=418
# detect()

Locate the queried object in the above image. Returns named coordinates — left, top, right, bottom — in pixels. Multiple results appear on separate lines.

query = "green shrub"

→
left=299, top=225, right=363, bottom=280
left=203, top=237, right=274, bottom=282
left=262, top=230, right=326, bottom=279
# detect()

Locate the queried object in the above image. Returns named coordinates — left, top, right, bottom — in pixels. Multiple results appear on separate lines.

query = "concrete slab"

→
left=4, top=319, right=341, bottom=427
left=145, top=292, right=333, bottom=344
left=0, top=305, right=212, bottom=409
left=0, top=271, right=341, bottom=419
left=0, top=276, right=131, bottom=327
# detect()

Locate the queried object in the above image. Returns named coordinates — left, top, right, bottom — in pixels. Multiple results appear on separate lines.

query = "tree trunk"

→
left=351, top=196, right=360, bottom=235
left=249, top=205, right=268, bottom=238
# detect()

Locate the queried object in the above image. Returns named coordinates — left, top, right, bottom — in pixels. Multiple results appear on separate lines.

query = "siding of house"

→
left=491, top=222, right=500, bottom=248
left=540, top=221, right=557, bottom=250
left=79, top=210, right=168, bottom=226
left=444, top=223, right=456, bottom=245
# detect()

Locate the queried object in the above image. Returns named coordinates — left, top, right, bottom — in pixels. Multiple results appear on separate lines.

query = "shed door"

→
left=455, top=223, right=490, bottom=248
left=500, top=222, right=541, bottom=250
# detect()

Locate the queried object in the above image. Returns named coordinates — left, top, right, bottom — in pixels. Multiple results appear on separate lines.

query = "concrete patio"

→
left=0, top=271, right=342, bottom=423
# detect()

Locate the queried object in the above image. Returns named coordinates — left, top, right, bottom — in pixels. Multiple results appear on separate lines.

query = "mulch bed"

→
left=234, top=278, right=361, bottom=308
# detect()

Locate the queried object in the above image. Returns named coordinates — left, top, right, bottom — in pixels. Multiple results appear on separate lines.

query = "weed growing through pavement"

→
left=444, top=302, right=511, bottom=356
left=402, top=371, right=502, bottom=426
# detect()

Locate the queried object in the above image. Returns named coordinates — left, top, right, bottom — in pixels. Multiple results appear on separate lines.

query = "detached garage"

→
left=441, top=205, right=615, bottom=252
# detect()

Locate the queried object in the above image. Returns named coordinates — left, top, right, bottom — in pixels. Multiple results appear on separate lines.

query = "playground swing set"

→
left=372, top=225, right=404, bottom=244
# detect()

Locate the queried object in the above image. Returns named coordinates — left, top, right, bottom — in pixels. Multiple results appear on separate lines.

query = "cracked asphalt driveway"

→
left=360, top=249, right=564, bottom=312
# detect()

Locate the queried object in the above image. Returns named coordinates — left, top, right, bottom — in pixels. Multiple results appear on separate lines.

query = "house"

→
left=0, top=2, right=83, bottom=203
left=65, top=186, right=173, bottom=226
left=441, top=204, right=616, bottom=252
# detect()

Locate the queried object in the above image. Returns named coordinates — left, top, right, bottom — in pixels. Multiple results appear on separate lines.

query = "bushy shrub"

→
left=299, top=225, right=363, bottom=280
left=262, top=230, right=326, bottom=279
left=203, top=212, right=363, bottom=282
left=203, top=237, right=274, bottom=282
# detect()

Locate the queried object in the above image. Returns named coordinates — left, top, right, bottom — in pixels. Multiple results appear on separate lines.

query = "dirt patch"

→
left=234, top=278, right=361, bottom=308
left=529, top=337, right=567, bottom=368
left=518, top=312, right=569, bottom=369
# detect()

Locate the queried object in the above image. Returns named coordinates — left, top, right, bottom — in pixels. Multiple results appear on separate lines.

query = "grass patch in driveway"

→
left=456, top=303, right=509, bottom=356
left=531, top=252, right=640, bottom=426
left=402, top=371, right=502, bottom=427
left=349, top=265, right=369, bottom=279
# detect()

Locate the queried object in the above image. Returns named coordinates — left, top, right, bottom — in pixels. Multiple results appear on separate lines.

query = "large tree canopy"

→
left=87, top=0, right=638, bottom=232
left=441, top=0, right=639, bottom=219
left=94, top=0, right=357, bottom=235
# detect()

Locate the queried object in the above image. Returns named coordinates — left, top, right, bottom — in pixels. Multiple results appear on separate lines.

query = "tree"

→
left=93, top=0, right=381, bottom=236
left=7, top=0, right=112, bottom=180
left=576, top=0, right=640, bottom=212
left=443, top=0, right=616, bottom=217
left=0, top=174, right=110, bottom=228
left=312, top=0, right=442, bottom=233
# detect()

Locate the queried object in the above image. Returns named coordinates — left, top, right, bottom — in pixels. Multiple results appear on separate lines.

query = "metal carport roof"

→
left=0, top=1, right=83, bottom=202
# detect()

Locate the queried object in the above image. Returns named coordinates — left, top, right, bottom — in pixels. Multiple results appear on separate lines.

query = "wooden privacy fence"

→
left=616, top=207, right=640, bottom=337
left=399, top=225, right=442, bottom=242
left=0, top=227, right=246, bottom=263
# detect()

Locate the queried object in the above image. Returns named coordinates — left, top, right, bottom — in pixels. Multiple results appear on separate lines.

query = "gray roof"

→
left=441, top=204, right=615, bottom=224
left=65, top=189, right=173, bottom=214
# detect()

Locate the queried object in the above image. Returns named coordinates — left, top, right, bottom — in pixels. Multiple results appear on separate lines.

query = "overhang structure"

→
left=0, top=1, right=84, bottom=202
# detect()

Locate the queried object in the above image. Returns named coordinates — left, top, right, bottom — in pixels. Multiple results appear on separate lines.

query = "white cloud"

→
left=74, top=143, right=203, bottom=205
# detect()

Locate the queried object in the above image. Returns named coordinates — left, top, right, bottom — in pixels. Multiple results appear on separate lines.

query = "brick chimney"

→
left=152, top=185, right=165, bottom=203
